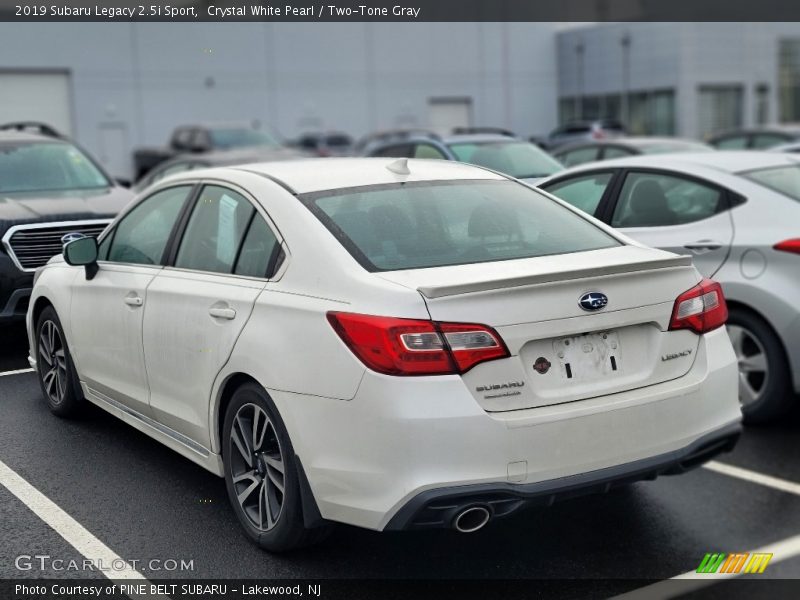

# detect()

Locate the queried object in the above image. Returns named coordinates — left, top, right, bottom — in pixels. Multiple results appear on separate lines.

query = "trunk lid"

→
left=379, top=245, right=702, bottom=412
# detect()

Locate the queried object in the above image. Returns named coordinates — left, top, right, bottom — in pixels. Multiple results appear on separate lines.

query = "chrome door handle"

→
left=124, top=295, right=143, bottom=307
left=209, top=307, right=236, bottom=320
left=683, top=240, right=723, bottom=252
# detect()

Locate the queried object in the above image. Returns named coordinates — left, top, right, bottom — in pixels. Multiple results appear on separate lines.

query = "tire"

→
left=35, top=306, right=84, bottom=418
left=726, top=307, right=793, bottom=425
left=222, top=382, right=331, bottom=552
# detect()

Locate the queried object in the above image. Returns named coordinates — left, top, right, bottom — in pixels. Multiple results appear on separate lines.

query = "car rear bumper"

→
left=272, top=326, right=741, bottom=531
left=384, top=421, right=740, bottom=530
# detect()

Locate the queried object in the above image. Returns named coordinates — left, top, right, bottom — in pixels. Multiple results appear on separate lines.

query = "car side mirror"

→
left=63, top=237, right=99, bottom=280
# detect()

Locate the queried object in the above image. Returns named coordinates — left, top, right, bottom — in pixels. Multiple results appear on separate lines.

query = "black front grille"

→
left=6, top=222, right=110, bottom=270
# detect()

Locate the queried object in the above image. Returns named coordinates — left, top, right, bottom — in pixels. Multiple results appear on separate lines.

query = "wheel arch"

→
left=31, top=295, right=54, bottom=328
left=212, top=371, right=326, bottom=528
left=725, top=298, right=795, bottom=392
left=214, top=372, right=261, bottom=456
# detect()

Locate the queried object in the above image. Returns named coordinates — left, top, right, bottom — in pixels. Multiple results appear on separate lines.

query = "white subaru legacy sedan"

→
left=27, top=158, right=741, bottom=551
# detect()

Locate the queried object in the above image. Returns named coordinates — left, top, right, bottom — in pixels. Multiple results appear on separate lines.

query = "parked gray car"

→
left=537, top=151, right=800, bottom=423
left=364, top=133, right=564, bottom=184
left=552, top=137, right=714, bottom=167
left=533, top=119, right=626, bottom=150
left=133, top=146, right=305, bottom=192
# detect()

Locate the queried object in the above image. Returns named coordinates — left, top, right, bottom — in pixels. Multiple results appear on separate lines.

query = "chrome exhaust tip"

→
left=453, top=506, right=491, bottom=533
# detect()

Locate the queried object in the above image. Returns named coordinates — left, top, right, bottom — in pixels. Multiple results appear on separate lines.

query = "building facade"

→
left=3, top=21, right=799, bottom=179
left=556, top=22, right=800, bottom=139
left=0, top=22, right=560, bottom=178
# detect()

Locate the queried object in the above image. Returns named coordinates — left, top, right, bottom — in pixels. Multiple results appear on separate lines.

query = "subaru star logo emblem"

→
left=579, top=292, right=608, bottom=312
left=61, top=232, right=86, bottom=245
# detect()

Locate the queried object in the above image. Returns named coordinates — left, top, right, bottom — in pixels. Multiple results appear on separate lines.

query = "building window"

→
left=779, top=39, right=800, bottom=122
left=559, top=90, right=673, bottom=134
left=697, top=85, right=743, bottom=138
left=558, top=94, right=622, bottom=125
left=559, top=97, right=577, bottom=124
left=755, top=83, right=770, bottom=125
left=627, top=89, right=676, bottom=135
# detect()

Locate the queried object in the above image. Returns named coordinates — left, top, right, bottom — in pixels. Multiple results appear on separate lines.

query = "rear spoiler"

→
left=417, top=254, right=693, bottom=299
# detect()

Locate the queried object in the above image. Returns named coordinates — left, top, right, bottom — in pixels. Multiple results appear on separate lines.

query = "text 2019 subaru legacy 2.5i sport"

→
left=27, top=158, right=741, bottom=551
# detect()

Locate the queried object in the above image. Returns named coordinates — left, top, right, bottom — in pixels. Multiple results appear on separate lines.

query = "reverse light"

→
left=774, top=238, right=800, bottom=255
left=669, top=278, right=728, bottom=335
left=327, top=312, right=509, bottom=376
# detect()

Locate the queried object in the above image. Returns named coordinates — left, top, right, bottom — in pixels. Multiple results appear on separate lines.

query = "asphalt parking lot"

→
left=1, top=322, right=799, bottom=598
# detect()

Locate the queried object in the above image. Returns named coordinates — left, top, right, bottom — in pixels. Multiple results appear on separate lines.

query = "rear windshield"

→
left=303, top=180, right=620, bottom=272
left=448, top=142, right=563, bottom=179
left=0, top=141, right=109, bottom=193
left=742, top=165, right=800, bottom=201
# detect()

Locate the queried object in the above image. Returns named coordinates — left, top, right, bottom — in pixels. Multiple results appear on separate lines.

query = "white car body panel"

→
left=271, top=327, right=738, bottom=530
left=27, top=158, right=741, bottom=532
left=69, top=263, right=159, bottom=417
left=142, top=268, right=266, bottom=443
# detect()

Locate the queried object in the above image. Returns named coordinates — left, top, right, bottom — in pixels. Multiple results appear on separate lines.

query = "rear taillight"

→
left=774, top=239, right=800, bottom=255
left=327, top=312, right=509, bottom=376
left=668, top=278, right=728, bottom=335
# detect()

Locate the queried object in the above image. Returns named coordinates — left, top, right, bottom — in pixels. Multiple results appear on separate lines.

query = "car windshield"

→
left=742, top=165, right=800, bottom=201
left=448, top=141, right=563, bottom=178
left=303, top=180, right=619, bottom=272
left=639, top=141, right=714, bottom=154
left=209, top=129, right=280, bottom=149
left=0, top=141, right=109, bottom=193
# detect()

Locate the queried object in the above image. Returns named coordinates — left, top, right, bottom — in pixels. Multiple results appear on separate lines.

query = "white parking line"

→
left=615, top=462, right=800, bottom=598
left=613, top=532, right=800, bottom=599
left=0, top=458, right=167, bottom=599
left=0, top=367, right=34, bottom=377
left=704, top=460, right=800, bottom=497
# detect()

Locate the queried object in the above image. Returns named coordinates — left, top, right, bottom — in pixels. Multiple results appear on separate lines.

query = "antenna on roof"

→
left=386, top=158, right=410, bottom=175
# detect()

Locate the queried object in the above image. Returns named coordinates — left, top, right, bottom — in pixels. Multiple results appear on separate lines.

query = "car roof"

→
left=0, top=130, right=61, bottom=144
left=541, top=151, right=800, bottom=178
left=613, top=137, right=709, bottom=148
left=710, top=125, right=800, bottom=138
left=186, top=157, right=507, bottom=194
left=554, top=137, right=709, bottom=151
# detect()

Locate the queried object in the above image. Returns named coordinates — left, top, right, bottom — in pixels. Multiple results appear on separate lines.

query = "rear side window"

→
left=234, top=215, right=281, bottom=278
left=543, top=172, right=614, bottom=216
left=175, top=186, right=254, bottom=274
left=612, top=172, right=723, bottom=228
left=303, top=180, right=619, bottom=272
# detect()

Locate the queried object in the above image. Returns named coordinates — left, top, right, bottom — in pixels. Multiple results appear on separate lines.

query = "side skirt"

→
left=82, top=384, right=224, bottom=477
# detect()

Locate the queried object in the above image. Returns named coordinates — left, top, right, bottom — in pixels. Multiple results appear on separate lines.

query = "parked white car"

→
left=27, top=158, right=741, bottom=551
left=538, top=151, right=800, bottom=423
